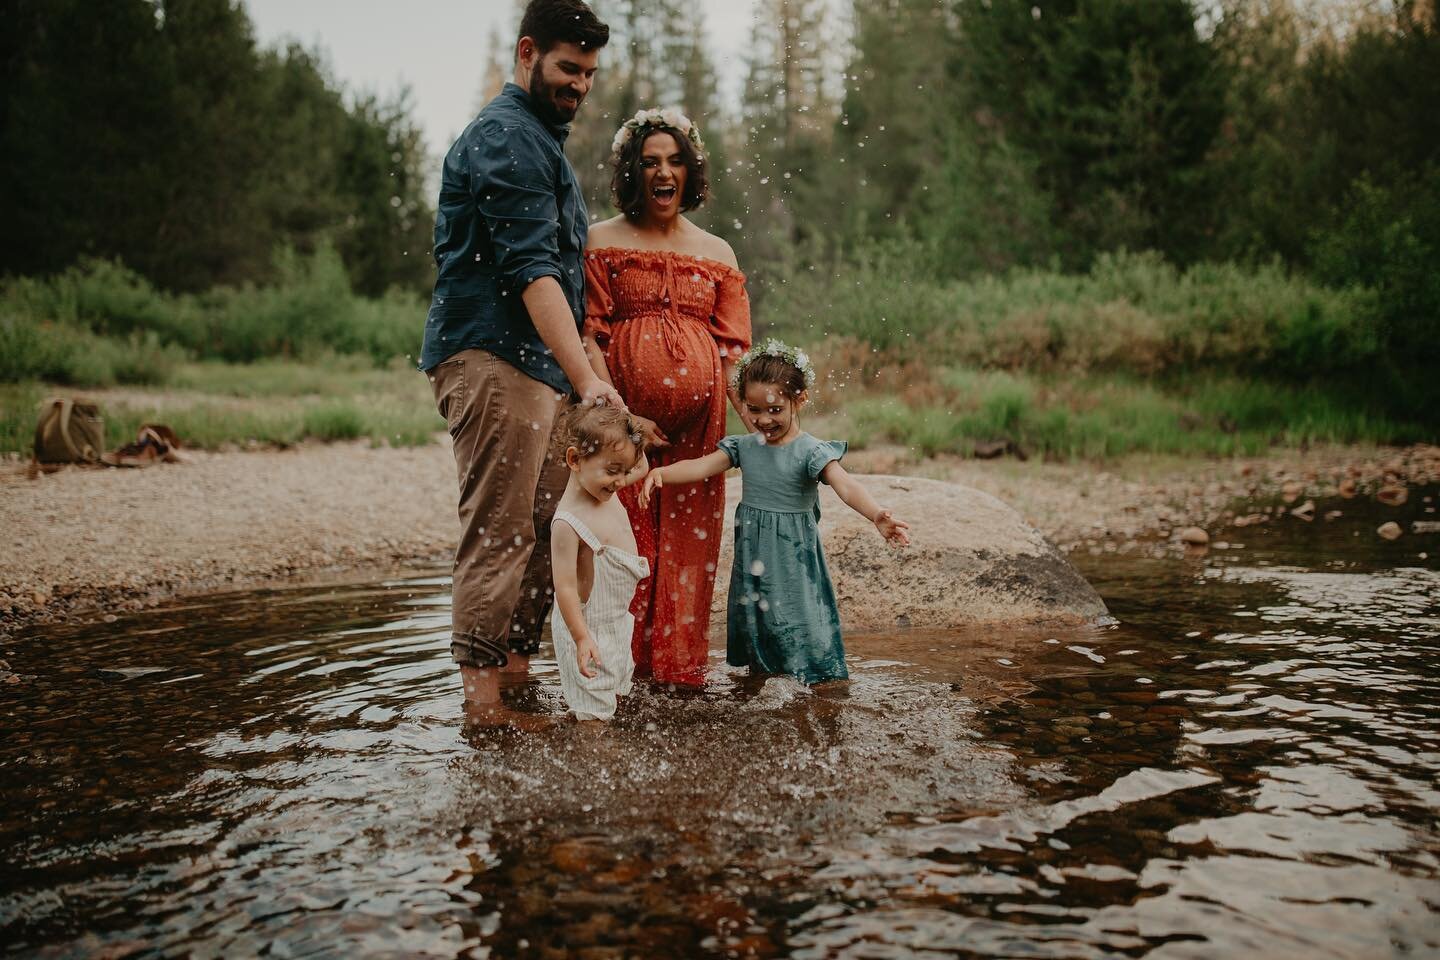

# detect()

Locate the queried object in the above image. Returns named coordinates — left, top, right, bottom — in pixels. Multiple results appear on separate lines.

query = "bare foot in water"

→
left=498, top=653, right=531, bottom=685
left=461, top=700, right=560, bottom=734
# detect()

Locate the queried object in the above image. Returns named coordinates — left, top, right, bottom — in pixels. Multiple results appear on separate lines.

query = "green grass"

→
left=806, top=362, right=1425, bottom=461
left=4, top=244, right=1431, bottom=461
left=0, top=358, right=440, bottom=456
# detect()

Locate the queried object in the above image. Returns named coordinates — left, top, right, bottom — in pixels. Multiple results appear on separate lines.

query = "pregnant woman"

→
left=583, top=107, right=752, bottom=687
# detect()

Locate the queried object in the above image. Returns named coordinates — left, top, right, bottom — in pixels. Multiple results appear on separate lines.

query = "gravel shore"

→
left=3, top=437, right=1434, bottom=638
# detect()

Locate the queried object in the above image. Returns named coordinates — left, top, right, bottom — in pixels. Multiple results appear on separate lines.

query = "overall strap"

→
left=553, top=510, right=602, bottom=552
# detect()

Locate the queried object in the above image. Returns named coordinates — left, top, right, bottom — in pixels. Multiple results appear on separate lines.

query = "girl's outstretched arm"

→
left=621, top=451, right=650, bottom=488
left=820, top=461, right=911, bottom=546
left=551, top=521, right=601, bottom=677
left=638, top=450, right=733, bottom=507
left=720, top=353, right=749, bottom=428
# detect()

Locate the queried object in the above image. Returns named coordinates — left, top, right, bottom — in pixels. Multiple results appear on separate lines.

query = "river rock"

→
left=1178, top=526, right=1210, bottom=545
left=1377, top=521, right=1403, bottom=541
left=1376, top=484, right=1408, bottom=507
left=709, top=474, right=1109, bottom=636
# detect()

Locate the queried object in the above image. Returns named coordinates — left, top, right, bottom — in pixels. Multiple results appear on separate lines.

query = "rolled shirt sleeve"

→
left=470, top=120, right=565, bottom=292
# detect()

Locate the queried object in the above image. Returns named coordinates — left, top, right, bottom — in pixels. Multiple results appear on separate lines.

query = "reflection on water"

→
left=2, top=490, right=1438, bottom=958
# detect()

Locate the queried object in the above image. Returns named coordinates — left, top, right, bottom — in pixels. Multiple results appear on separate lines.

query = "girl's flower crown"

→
left=611, top=106, right=705, bottom=159
left=731, top=338, right=817, bottom=391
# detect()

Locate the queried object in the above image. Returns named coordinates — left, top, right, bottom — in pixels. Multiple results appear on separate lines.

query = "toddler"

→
left=550, top=402, right=650, bottom=720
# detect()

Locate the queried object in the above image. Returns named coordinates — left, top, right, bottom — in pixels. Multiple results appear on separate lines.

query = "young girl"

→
left=550, top=403, right=651, bottom=721
left=640, top=340, right=910, bottom=684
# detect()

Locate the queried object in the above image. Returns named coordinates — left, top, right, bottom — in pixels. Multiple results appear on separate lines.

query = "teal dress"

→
left=717, top=432, right=849, bottom=684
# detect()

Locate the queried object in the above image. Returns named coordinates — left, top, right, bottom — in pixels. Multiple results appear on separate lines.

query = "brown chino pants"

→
left=429, top=348, right=570, bottom=668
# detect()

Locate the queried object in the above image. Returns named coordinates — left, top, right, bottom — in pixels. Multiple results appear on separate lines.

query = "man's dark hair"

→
left=611, top=125, right=709, bottom=221
left=517, top=0, right=610, bottom=54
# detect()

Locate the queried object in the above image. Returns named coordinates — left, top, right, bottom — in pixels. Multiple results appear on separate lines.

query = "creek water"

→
left=2, top=489, right=1438, bottom=958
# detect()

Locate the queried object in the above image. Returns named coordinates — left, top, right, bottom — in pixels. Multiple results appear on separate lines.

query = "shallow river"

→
left=3, top=489, right=1438, bottom=958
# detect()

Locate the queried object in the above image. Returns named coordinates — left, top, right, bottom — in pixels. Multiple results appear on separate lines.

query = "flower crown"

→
left=611, top=106, right=705, bottom=159
left=731, top=338, right=817, bottom=392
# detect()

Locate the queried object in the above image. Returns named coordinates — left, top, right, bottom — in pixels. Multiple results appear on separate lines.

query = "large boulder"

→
left=709, top=474, right=1109, bottom=637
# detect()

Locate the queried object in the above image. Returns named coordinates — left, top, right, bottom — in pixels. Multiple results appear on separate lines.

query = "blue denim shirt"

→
left=419, top=83, right=588, bottom=393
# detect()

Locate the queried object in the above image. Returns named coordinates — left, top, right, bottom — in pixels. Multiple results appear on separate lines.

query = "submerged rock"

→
left=710, top=474, right=1110, bottom=636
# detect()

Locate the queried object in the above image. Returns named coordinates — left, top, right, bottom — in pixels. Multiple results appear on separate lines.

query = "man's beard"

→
left=527, top=59, right=581, bottom=125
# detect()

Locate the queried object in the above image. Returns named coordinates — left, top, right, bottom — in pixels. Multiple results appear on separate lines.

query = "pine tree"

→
left=735, top=0, right=838, bottom=271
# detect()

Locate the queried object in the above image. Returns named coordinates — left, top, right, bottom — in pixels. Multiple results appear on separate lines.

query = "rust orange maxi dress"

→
left=583, top=247, right=752, bottom=686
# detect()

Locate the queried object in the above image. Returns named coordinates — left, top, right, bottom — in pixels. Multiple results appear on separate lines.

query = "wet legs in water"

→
left=459, top=655, right=530, bottom=705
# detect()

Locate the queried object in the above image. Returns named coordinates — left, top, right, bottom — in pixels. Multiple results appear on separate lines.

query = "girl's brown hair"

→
left=738, top=354, right=808, bottom=399
left=556, top=402, right=643, bottom=461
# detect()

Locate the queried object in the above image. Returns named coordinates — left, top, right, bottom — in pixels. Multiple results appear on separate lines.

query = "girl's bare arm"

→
left=639, top=450, right=733, bottom=507
left=821, top=461, right=911, bottom=546
left=721, top=353, right=747, bottom=427
left=622, top=451, right=650, bottom=487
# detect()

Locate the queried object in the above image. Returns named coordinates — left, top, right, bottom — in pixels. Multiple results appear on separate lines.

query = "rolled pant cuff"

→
left=450, top=632, right=509, bottom=669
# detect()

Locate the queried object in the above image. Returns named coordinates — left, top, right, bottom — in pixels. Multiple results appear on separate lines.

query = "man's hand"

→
left=638, top=467, right=664, bottom=508
left=874, top=508, right=911, bottom=547
left=577, top=377, right=625, bottom=411
left=576, top=635, right=602, bottom=678
left=631, top=414, right=670, bottom=450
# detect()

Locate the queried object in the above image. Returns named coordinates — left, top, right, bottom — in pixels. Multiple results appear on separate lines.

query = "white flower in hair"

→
left=731, top=338, right=818, bottom=391
left=611, top=105, right=706, bottom=158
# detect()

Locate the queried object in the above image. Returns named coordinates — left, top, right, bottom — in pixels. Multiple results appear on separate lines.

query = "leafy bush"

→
left=0, top=245, right=422, bottom=377
left=0, top=315, right=186, bottom=386
left=763, top=245, right=1378, bottom=380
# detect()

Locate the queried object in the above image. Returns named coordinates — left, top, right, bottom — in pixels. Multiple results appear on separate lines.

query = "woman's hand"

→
left=576, top=634, right=602, bottom=678
left=874, top=508, right=911, bottom=547
left=638, top=467, right=664, bottom=508
left=631, top=414, right=670, bottom=450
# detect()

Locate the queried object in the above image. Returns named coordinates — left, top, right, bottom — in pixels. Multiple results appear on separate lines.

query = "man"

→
left=421, top=0, right=621, bottom=714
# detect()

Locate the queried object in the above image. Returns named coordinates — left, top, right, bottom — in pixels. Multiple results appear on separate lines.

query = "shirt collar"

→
left=501, top=82, right=571, bottom=142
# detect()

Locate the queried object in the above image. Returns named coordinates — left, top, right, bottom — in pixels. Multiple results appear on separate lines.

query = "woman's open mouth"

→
left=651, top=184, right=677, bottom=205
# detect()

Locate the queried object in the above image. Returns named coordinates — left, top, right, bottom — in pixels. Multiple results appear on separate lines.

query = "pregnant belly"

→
left=607, top=315, right=722, bottom=432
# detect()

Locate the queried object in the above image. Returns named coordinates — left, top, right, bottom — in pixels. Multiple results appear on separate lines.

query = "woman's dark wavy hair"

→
left=518, top=0, right=610, bottom=54
left=611, top=125, right=709, bottom=221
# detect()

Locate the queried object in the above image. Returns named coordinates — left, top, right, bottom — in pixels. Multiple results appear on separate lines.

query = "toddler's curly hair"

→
left=555, top=401, right=644, bottom=462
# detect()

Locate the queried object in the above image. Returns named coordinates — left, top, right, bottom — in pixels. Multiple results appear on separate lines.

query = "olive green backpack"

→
left=33, top=398, right=105, bottom=464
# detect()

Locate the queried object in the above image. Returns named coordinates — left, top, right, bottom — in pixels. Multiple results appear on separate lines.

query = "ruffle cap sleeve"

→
left=582, top=252, right=615, bottom=347
left=807, top=438, right=849, bottom=481
left=716, top=434, right=747, bottom=468
left=709, top=267, right=752, bottom=358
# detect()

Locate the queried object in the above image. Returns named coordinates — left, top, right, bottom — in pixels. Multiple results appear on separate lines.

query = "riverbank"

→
left=3, top=439, right=1436, bottom=638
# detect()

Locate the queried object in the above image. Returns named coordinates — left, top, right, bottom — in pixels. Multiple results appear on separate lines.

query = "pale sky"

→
left=243, top=0, right=763, bottom=161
